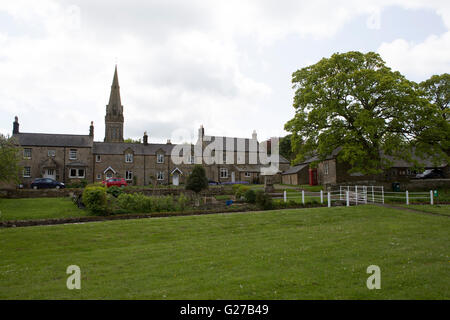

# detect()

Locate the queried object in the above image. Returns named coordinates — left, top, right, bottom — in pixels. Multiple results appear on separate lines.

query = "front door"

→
left=44, top=169, right=56, bottom=180
left=173, top=173, right=179, bottom=186
left=231, top=171, right=235, bottom=182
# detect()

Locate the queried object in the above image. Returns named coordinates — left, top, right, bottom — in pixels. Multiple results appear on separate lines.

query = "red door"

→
left=309, top=168, right=318, bottom=186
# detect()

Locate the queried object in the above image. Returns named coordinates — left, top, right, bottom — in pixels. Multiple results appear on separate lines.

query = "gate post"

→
left=406, top=190, right=409, bottom=205
left=283, top=190, right=287, bottom=203
left=302, top=190, right=305, bottom=204
left=320, top=190, right=323, bottom=204
left=430, top=190, right=434, bottom=205
left=327, top=192, right=331, bottom=207
left=346, top=191, right=350, bottom=207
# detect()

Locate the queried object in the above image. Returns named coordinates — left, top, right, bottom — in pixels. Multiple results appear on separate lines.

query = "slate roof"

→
left=13, top=133, right=93, bottom=147
left=93, top=142, right=175, bottom=155
left=281, top=163, right=308, bottom=175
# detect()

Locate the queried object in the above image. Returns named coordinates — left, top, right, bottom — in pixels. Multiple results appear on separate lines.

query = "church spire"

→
left=104, top=65, right=124, bottom=142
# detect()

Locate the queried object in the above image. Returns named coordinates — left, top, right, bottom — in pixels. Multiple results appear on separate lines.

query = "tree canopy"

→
left=284, top=51, right=449, bottom=174
left=185, top=165, right=208, bottom=194
left=0, top=134, right=21, bottom=183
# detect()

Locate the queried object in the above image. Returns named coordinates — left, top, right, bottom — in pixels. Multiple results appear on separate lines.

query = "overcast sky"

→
left=0, top=0, right=449, bottom=144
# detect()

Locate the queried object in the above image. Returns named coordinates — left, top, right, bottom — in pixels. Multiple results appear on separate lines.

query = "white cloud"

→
left=0, top=0, right=449, bottom=142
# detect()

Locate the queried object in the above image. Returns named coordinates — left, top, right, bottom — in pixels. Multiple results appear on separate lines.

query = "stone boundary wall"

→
left=0, top=186, right=225, bottom=199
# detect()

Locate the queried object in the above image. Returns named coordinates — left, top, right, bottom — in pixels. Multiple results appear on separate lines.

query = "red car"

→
left=102, top=178, right=128, bottom=188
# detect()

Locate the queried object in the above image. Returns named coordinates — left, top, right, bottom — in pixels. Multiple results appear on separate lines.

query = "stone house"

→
left=11, top=66, right=279, bottom=187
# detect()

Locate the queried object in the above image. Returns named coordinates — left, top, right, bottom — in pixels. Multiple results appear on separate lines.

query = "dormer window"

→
left=125, top=153, right=133, bottom=163
left=157, top=154, right=164, bottom=164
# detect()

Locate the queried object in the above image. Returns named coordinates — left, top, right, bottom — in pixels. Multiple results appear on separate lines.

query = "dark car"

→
left=415, top=169, right=444, bottom=179
left=31, top=178, right=65, bottom=189
left=208, top=180, right=220, bottom=185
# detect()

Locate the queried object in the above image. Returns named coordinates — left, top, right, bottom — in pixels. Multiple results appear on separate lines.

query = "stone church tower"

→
left=104, top=65, right=124, bottom=142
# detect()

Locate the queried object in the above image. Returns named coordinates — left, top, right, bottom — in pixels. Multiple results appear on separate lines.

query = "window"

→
left=47, top=169, right=54, bottom=176
left=96, top=155, right=101, bottom=162
left=245, top=172, right=251, bottom=177
left=125, top=153, right=133, bottom=163
left=69, top=149, right=77, bottom=160
left=106, top=172, right=113, bottom=179
left=157, top=154, right=164, bottom=163
left=23, top=167, right=31, bottom=177
left=97, top=174, right=101, bottom=180
left=324, top=163, right=329, bottom=175
left=23, top=148, right=32, bottom=159
left=220, top=168, right=228, bottom=178
left=157, top=171, right=164, bottom=180
left=189, top=155, right=195, bottom=164
left=69, top=168, right=85, bottom=178
left=126, top=171, right=133, bottom=180
left=48, top=150, right=55, bottom=157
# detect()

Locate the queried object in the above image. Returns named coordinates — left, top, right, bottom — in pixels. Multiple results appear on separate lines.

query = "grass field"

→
left=399, top=204, right=450, bottom=216
left=0, top=197, right=85, bottom=221
left=0, top=205, right=448, bottom=299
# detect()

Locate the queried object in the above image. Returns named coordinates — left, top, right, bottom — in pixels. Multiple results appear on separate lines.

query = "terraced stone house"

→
left=12, top=66, right=284, bottom=187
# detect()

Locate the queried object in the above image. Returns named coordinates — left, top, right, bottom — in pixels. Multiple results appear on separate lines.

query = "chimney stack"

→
left=89, top=121, right=94, bottom=137
left=198, top=125, right=204, bottom=140
left=13, top=116, right=19, bottom=135
left=252, top=130, right=257, bottom=140
left=143, top=131, right=148, bottom=145
left=166, top=139, right=172, bottom=144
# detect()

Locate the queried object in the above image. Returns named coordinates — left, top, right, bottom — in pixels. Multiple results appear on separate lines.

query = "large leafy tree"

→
left=284, top=51, right=446, bottom=174
left=0, top=134, right=21, bottom=183
left=414, top=74, right=450, bottom=160
left=279, top=134, right=295, bottom=162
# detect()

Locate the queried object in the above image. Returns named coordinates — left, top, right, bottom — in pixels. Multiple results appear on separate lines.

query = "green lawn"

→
left=0, top=197, right=85, bottom=221
left=0, top=205, right=448, bottom=299
left=399, top=204, right=450, bottom=216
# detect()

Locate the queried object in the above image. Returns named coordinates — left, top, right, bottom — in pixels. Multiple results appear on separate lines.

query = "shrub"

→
left=255, top=190, right=273, bottom=210
left=82, top=186, right=107, bottom=215
left=177, top=193, right=190, bottom=211
left=117, top=193, right=153, bottom=213
left=244, top=189, right=256, bottom=203
left=235, top=185, right=250, bottom=199
left=186, top=165, right=209, bottom=194
left=106, top=186, right=124, bottom=198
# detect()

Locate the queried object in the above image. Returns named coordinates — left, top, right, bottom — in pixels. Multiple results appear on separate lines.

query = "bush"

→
left=177, top=193, right=190, bottom=211
left=117, top=193, right=153, bottom=213
left=255, top=190, right=273, bottom=210
left=82, top=186, right=108, bottom=215
left=244, top=189, right=256, bottom=204
left=107, top=186, right=124, bottom=198
left=235, top=185, right=250, bottom=200
left=186, top=165, right=209, bottom=194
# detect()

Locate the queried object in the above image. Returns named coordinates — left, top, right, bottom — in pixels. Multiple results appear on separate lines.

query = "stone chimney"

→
left=89, top=121, right=94, bottom=137
left=166, top=139, right=172, bottom=144
left=252, top=130, right=257, bottom=140
left=198, top=125, right=204, bottom=140
left=143, top=131, right=148, bottom=145
left=13, top=116, right=19, bottom=135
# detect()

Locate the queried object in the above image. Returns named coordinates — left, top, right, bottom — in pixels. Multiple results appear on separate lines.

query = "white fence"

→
left=272, top=185, right=435, bottom=207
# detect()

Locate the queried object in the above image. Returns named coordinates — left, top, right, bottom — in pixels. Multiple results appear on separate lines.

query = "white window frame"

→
left=220, top=168, right=228, bottom=178
left=157, top=171, right=164, bottom=180
left=324, top=162, right=329, bottom=175
left=69, top=168, right=85, bottom=178
left=69, top=149, right=77, bottom=160
left=47, top=169, right=55, bottom=176
left=23, top=167, right=31, bottom=177
left=157, top=153, right=164, bottom=164
left=23, top=148, right=32, bottom=159
left=125, top=153, right=133, bottom=163
left=125, top=171, right=133, bottom=181
left=96, top=174, right=102, bottom=180
left=189, top=155, right=195, bottom=164
left=48, top=150, right=55, bottom=157
left=96, top=155, right=101, bottom=162
left=106, top=171, right=113, bottom=179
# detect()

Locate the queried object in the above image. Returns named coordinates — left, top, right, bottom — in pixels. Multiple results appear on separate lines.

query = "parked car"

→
left=208, top=180, right=220, bottom=185
left=31, top=178, right=65, bottom=189
left=415, top=169, right=444, bottom=179
left=102, top=178, right=128, bottom=188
